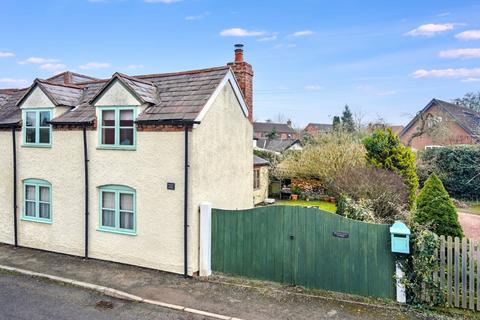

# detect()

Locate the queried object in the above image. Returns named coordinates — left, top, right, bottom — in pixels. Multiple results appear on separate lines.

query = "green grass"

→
left=275, top=200, right=337, bottom=212
left=457, top=203, right=480, bottom=215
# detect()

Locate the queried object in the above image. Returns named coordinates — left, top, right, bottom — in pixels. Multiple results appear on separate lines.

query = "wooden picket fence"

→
left=436, top=236, right=480, bottom=310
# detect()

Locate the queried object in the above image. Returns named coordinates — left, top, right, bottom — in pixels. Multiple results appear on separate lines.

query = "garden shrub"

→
left=401, top=225, right=444, bottom=306
left=333, top=166, right=408, bottom=223
left=413, top=173, right=463, bottom=237
left=417, top=146, right=480, bottom=201
left=363, top=128, right=419, bottom=209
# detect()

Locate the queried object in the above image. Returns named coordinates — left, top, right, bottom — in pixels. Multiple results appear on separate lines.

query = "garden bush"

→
left=363, top=128, right=419, bottom=209
left=417, top=145, right=480, bottom=201
left=413, top=173, right=463, bottom=237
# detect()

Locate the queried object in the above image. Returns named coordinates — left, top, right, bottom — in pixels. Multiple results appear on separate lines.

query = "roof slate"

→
left=253, top=155, right=269, bottom=166
left=0, top=67, right=231, bottom=126
left=255, top=138, right=300, bottom=153
left=253, top=122, right=296, bottom=134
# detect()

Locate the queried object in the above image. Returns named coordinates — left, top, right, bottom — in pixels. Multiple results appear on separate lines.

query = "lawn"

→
left=275, top=200, right=337, bottom=213
left=457, top=203, right=480, bottom=215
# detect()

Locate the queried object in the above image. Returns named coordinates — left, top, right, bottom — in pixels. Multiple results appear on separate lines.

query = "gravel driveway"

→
left=458, top=212, right=480, bottom=240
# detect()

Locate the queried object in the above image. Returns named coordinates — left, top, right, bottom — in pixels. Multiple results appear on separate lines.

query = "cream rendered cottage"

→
left=0, top=45, right=254, bottom=276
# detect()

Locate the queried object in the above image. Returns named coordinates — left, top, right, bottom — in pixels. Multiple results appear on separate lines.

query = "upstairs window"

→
left=22, top=179, right=52, bottom=223
left=98, top=185, right=136, bottom=235
left=99, top=108, right=136, bottom=149
left=22, top=109, right=52, bottom=147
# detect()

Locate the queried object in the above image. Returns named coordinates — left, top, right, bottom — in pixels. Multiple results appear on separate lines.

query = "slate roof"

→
left=255, top=138, right=301, bottom=153
left=0, top=66, right=232, bottom=126
left=253, top=122, right=296, bottom=134
left=253, top=155, right=269, bottom=167
left=400, top=99, right=480, bottom=141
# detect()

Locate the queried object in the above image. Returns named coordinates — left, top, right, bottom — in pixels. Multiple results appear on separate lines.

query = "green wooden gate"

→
left=212, top=206, right=395, bottom=299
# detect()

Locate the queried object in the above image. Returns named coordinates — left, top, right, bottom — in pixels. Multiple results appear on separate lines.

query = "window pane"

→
left=26, top=185, right=36, bottom=200
left=39, top=203, right=50, bottom=219
left=102, top=210, right=115, bottom=227
left=26, top=128, right=36, bottom=143
left=120, top=193, right=133, bottom=211
left=119, top=128, right=133, bottom=146
left=102, top=110, right=115, bottom=126
left=39, top=186, right=50, bottom=202
left=26, top=112, right=36, bottom=127
left=102, top=192, right=115, bottom=209
left=119, top=211, right=134, bottom=230
left=39, top=128, right=50, bottom=144
left=120, top=110, right=133, bottom=127
left=102, top=128, right=115, bottom=145
left=39, top=112, right=50, bottom=127
left=25, top=201, right=36, bottom=217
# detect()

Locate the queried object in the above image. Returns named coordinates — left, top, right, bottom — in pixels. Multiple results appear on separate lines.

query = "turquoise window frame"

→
left=97, top=106, right=137, bottom=150
left=22, top=179, right=52, bottom=224
left=22, top=108, right=53, bottom=148
left=97, top=185, right=137, bottom=236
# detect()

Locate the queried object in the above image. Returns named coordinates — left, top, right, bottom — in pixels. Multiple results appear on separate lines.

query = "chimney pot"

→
left=234, top=43, right=244, bottom=62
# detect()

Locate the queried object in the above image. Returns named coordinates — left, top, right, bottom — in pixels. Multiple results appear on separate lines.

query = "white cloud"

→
left=0, top=78, right=29, bottom=87
left=411, top=67, right=480, bottom=78
left=39, top=63, right=67, bottom=72
left=19, top=57, right=59, bottom=65
left=79, top=62, right=111, bottom=70
left=144, top=0, right=182, bottom=3
left=185, top=12, right=210, bottom=21
left=437, top=12, right=451, bottom=17
left=125, top=64, right=144, bottom=69
left=304, top=85, right=323, bottom=91
left=455, top=30, right=480, bottom=41
left=461, top=78, right=480, bottom=83
left=292, top=30, right=315, bottom=37
left=439, top=48, right=480, bottom=58
left=404, top=23, right=460, bottom=37
left=258, top=35, right=277, bottom=42
left=219, top=28, right=266, bottom=37
left=274, top=43, right=297, bottom=49
left=0, top=51, right=14, bottom=58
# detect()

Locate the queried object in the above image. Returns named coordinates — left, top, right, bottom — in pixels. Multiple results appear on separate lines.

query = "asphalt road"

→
left=0, top=272, right=207, bottom=320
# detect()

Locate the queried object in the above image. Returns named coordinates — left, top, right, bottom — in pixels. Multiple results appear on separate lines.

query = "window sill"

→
left=21, top=216, right=52, bottom=224
left=97, top=146, right=136, bottom=151
left=21, top=144, right=52, bottom=149
left=96, top=227, right=136, bottom=236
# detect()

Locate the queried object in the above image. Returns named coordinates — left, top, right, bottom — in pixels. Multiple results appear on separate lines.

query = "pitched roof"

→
left=253, top=155, right=269, bottom=167
left=0, top=66, right=235, bottom=126
left=400, top=98, right=480, bottom=141
left=253, top=122, right=295, bottom=134
left=305, top=123, right=333, bottom=132
left=255, top=138, right=301, bottom=153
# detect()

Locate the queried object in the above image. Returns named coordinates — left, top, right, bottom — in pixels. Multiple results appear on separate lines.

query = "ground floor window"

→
left=98, top=185, right=136, bottom=235
left=254, top=168, right=261, bottom=190
left=22, top=179, right=52, bottom=223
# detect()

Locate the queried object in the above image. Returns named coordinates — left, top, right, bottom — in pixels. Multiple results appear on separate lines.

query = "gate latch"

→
left=289, top=235, right=295, bottom=240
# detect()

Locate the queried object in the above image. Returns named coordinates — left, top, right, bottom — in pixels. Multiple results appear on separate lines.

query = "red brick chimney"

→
left=227, top=44, right=253, bottom=122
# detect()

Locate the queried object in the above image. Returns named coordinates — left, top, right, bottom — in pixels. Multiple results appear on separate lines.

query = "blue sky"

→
left=1, top=0, right=480, bottom=127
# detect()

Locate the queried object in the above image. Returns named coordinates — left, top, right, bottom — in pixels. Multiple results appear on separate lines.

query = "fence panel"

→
left=212, top=206, right=395, bottom=299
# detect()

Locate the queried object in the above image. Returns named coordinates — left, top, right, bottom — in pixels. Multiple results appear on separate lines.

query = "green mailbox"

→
left=390, top=221, right=410, bottom=254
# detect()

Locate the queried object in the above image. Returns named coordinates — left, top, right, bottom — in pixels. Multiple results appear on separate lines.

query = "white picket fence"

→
left=436, top=236, right=479, bottom=310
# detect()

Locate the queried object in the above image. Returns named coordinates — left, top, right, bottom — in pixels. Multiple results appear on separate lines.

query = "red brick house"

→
left=303, top=123, right=333, bottom=136
left=399, top=99, right=480, bottom=150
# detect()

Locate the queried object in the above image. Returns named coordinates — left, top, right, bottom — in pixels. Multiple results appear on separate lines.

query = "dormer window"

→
left=22, top=109, right=52, bottom=147
left=98, top=107, right=136, bottom=149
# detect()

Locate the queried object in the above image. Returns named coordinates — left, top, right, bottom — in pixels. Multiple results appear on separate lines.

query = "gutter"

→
left=11, top=127, right=18, bottom=246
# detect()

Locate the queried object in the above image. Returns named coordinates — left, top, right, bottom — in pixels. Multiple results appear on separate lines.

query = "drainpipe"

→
left=184, top=125, right=189, bottom=277
left=83, top=125, right=89, bottom=258
left=11, top=127, right=18, bottom=247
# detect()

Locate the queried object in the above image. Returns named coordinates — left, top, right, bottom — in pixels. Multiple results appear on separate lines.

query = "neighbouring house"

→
left=367, top=123, right=404, bottom=135
left=399, top=98, right=480, bottom=150
left=303, top=123, right=333, bottom=136
left=253, top=155, right=269, bottom=205
left=0, top=45, right=254, bottom=276
left=254, top=138, right=302, bottom=154
left=253, top=120, right=297, bottom=140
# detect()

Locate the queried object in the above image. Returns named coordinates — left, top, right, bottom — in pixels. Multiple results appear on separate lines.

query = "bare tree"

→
left=406, top=111, right=450, bottom=147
